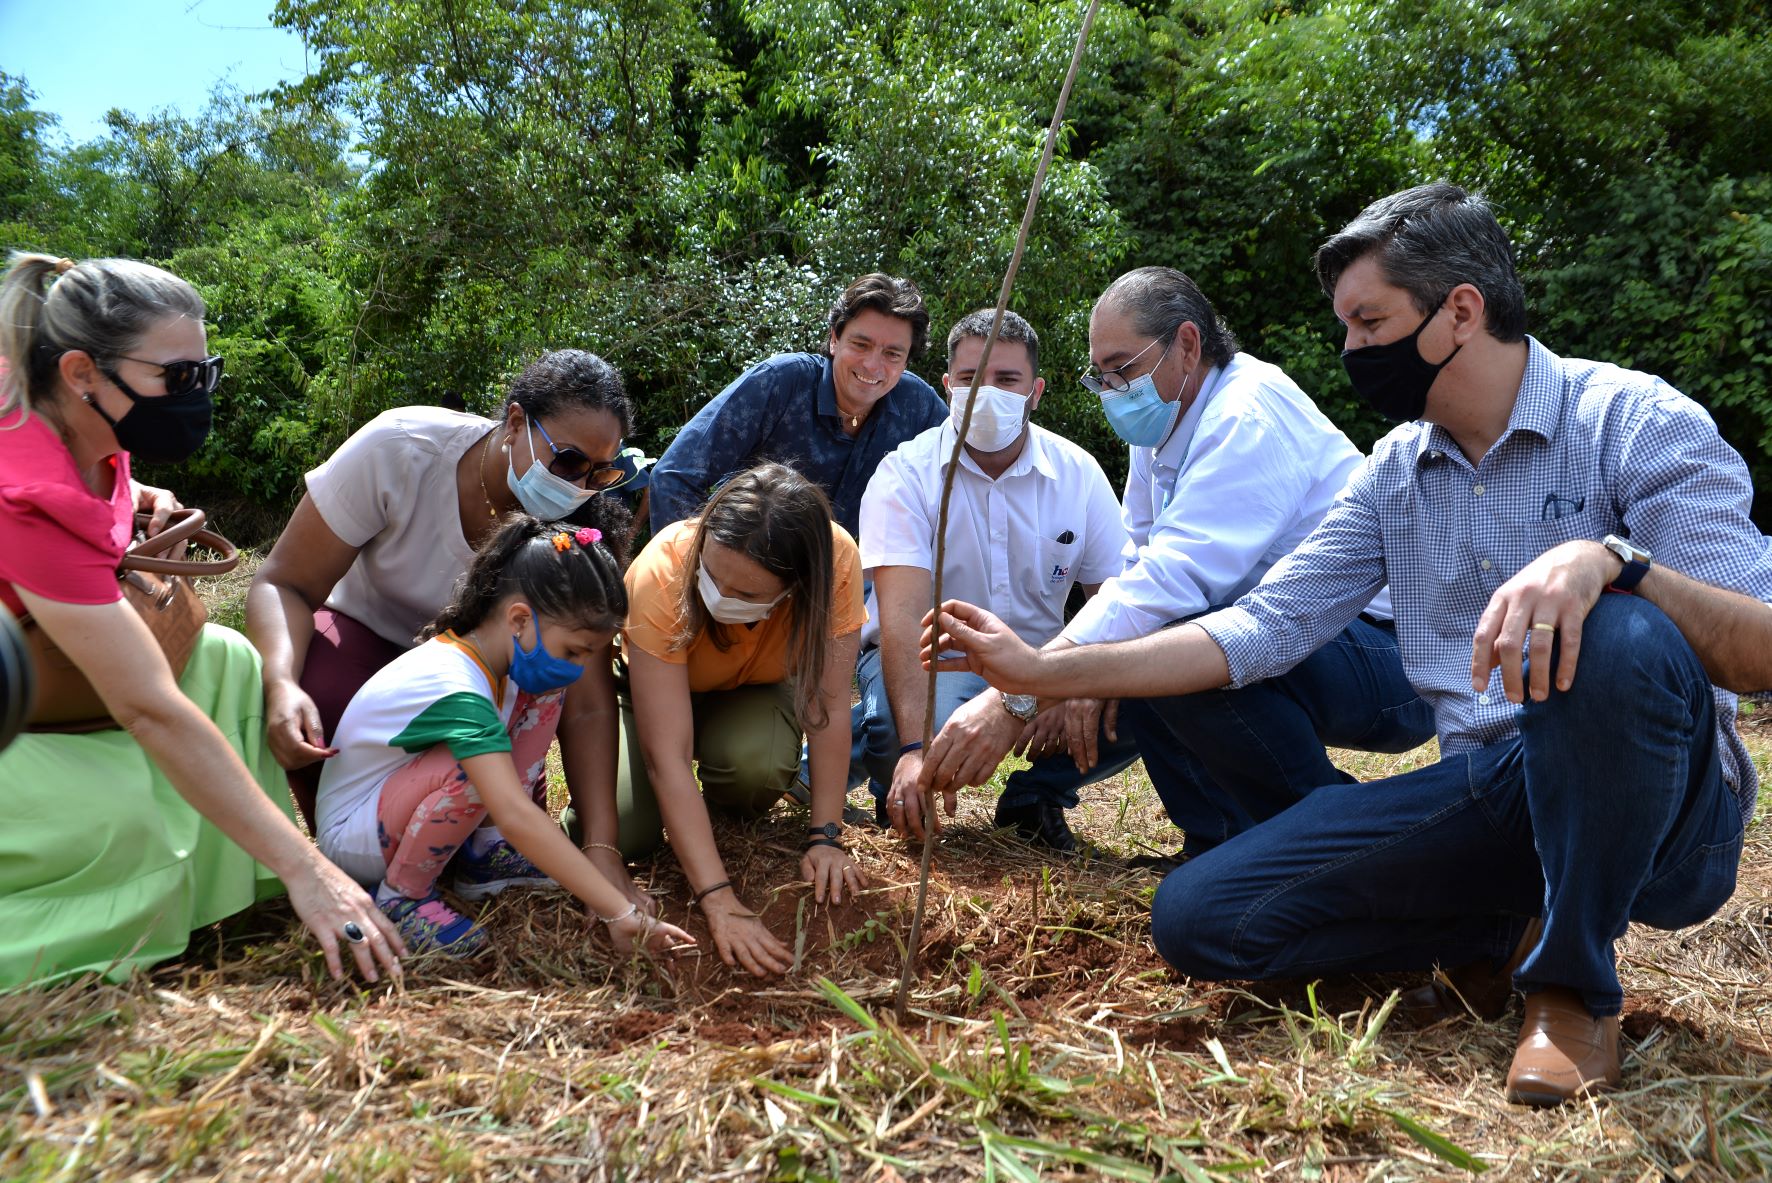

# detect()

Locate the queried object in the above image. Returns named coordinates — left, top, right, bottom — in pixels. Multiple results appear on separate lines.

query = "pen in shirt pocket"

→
left=1055, top=530, right=1075, bottom=544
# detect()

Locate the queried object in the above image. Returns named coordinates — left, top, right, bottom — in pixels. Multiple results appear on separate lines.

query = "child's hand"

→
left=605, top=907, right=696, bottom=957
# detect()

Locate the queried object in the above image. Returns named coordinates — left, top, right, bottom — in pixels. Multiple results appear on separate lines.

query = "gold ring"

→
left=1530, top=622, right=1557, bottom=633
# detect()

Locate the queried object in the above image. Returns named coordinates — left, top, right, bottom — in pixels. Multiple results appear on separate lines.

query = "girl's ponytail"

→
left=420, top=498, right=632, bottom=643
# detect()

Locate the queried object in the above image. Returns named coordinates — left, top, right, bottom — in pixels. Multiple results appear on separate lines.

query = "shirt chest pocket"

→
left=1035, top=537, right=1080, bottom=595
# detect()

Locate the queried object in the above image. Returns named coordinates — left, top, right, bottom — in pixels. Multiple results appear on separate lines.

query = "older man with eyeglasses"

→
left=924, top=266, right=1432, bottom=864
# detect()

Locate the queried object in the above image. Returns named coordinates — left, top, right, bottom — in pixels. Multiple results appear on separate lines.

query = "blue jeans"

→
left=1121, top=614, right=1436, bottom=853
left=852, top=645, right=1141, bottom=810
left=1149, top=594, right=1746, bottom=1017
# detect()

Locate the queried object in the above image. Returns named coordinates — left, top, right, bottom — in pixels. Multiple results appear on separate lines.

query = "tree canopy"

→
left=6, top=0, right=1768, bottom=524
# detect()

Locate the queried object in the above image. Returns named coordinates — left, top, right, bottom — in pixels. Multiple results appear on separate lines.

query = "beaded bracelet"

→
left=584, top=842, right=623, bottom=856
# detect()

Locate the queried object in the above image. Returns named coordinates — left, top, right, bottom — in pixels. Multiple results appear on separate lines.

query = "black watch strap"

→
left=807, top=821, right=842, bottom=840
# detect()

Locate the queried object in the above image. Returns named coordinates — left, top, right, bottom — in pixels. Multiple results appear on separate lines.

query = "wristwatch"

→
left=807, top=821, right=843, bottom=840
left=999, top=692, right=1038, bottom=722
left=1601, top=534, right=1652, bottom=592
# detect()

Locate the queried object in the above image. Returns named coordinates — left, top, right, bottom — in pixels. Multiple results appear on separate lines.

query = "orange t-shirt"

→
left=623, top=518, right=867, bottom=691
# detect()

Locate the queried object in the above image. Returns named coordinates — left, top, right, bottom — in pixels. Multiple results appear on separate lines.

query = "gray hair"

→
left=1096, top=267, right=1238, bottom=368
left=0, top=252, right=206, bottom=421
left=1314, top=182, right=1527, bottom=342
left=944, top=308, right=1040, bottom=375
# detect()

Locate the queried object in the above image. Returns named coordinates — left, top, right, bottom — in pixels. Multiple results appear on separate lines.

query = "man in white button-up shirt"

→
left=856, top=310, right=1130, bottom=850
left=998, top=267, right=1433, bottom=860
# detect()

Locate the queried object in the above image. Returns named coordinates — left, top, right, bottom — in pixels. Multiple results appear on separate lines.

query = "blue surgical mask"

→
left=1100, top=372, right=1182, bottom=448
left=509, top=615, right=584, bottom=694
left=507, top=421, right=597, bottom=521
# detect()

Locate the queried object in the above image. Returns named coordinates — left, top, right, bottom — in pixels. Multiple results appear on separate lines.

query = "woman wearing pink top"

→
left=0, top=253, right=403, bottom=985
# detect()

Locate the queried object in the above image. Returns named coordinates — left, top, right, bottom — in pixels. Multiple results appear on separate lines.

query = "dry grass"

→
left=5, top=564, right=1768, bottom=1179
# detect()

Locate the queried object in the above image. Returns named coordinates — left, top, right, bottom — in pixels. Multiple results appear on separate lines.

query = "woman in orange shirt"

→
left=620, top=463, right=865, bottom=976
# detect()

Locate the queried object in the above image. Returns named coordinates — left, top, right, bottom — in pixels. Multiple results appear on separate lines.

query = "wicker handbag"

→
left=21, top=507, right=239, bottom=732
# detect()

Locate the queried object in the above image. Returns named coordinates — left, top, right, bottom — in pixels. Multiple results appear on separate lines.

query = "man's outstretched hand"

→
left=919, top=600, right=1046, bottom=694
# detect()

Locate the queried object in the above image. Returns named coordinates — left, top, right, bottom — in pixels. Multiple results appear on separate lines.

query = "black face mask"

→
left=86, top=368, right=214, bottom=463
left=1340, top=305, right=1461, bottom=423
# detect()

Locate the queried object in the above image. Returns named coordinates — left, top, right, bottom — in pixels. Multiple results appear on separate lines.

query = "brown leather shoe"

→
left=1505, top=988, right=1621, bottom=1107
left=1399, top=916, right=1544, bottom=1023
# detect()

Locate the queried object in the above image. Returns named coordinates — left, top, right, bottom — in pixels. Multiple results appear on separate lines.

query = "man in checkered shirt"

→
left=922, top=182, right=1772, bottom=1106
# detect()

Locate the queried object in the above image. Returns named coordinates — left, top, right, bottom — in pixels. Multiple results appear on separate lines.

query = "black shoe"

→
left=1125, top=848, right=1191, bottom=874
left=993, top=801, right=1084, bottom=854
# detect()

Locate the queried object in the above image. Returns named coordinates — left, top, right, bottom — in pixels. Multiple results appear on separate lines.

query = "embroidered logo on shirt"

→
left=1049, top=563, right=1070, bottom=582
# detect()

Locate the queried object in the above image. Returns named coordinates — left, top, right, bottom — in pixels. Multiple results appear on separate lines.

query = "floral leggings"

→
left=376, top=690, right=563, bottom=897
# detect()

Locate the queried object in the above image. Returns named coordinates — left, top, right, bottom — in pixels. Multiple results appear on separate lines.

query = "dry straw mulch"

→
left=4, top=721, right=1769, bottom=1181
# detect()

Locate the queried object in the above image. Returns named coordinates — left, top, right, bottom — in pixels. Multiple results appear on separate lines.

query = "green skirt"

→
left=0, top=624, right=293, bottom=986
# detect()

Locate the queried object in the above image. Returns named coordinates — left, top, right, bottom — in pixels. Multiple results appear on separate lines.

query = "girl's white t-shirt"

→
left=314, top=636, right=516, bottom=884
left=306, top=406, right=491, bottom=647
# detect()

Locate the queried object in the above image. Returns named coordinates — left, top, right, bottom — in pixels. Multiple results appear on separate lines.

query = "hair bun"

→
left=52, top=258, right=75, bottom=275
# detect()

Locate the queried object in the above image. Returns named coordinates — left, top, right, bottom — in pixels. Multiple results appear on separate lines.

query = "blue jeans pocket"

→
left=1632, top=818, right=1744, bottom=930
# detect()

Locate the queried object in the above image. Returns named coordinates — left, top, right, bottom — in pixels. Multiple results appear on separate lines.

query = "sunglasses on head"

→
left=531, top=417, right=626, bottom=488
left=114, top=354, right=225, bottom=398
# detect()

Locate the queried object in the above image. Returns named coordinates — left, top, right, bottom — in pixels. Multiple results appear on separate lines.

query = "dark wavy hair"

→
left=672, top=463, right=836, bottom=732
left=421, top=498, right=631, bottom=643
left=825, top=273, right=930, bottom=359
left=506, top=349, right=633, bottom=435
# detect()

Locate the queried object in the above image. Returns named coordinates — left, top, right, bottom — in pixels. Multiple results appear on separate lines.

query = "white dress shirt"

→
left=1062, top=352, right=1387, bottom=647
left=858, top=422, right=1127, bottom=651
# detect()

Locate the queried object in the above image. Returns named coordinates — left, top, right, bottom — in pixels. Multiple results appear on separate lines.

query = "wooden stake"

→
left=893, top=0, right=1104, bottom=1023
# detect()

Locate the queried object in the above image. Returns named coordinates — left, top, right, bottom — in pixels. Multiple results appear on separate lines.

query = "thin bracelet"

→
left=584, top=841, right=623, bottom=856
left=692, top=879, right=735, bottom=907
left=597, top=901, right=639, bottom=925
left=803, top=837, right=845, bottom=852
left=899, top=741, right=923, bottom=754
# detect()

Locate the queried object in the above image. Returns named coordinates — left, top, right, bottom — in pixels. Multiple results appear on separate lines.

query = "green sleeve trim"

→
left=389, top=691, right=511, bottom=760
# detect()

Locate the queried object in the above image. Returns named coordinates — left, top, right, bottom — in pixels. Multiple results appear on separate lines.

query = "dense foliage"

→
left=5, top=0, right=1769, bottom=523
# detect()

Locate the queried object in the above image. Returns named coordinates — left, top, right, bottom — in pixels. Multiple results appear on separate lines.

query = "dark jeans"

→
left=1149, top=594, right=1746, bottom=1016
left=1121, top=614, right=1436, bottom=853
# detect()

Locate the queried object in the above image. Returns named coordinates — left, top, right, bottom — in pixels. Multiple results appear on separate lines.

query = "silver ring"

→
left=342, top=921, right=366, bottom=944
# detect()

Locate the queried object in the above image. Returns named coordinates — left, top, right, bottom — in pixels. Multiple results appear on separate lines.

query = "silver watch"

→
left=1601, top=533, right=1651, bottom=592
left=999, top=692, right=1038, bottom=722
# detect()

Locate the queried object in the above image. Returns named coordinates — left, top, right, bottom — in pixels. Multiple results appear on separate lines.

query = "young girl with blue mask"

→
left=314, top=508, right=694, bottom=957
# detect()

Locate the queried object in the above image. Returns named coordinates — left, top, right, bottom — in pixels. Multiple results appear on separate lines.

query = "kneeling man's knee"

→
left=1550, top=591, right=1702, bottom=702
left=1150, top=865, right=1244, bottom=979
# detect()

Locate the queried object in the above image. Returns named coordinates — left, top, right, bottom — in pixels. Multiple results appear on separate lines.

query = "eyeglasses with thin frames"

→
left=1079, top=335, right=1173, bottom=396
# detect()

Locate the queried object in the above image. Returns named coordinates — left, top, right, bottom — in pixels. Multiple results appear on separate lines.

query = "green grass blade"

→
left=1383, top=1108, right=1489, bottom=1173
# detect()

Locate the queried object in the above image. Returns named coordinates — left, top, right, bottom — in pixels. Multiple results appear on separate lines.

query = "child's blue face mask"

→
left=509, top=612, right=584, bottom=693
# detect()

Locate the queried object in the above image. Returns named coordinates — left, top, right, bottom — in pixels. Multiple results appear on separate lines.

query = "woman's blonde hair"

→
left=673, top=463, right=836, bottom=733
left=0, top=252, right=205, bottom=423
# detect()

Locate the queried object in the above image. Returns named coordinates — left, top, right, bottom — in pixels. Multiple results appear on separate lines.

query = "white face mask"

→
left=948, top=384, right=1029, bottom=453
left=696, top=562, right=787, bottom=625
left=507, top=419, right=597, bottom=520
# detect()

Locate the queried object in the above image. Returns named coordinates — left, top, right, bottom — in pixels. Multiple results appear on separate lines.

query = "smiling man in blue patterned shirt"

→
left=649, top=273, right=948, bottom=538
left=923, top=182, right=1772, bottom=1107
